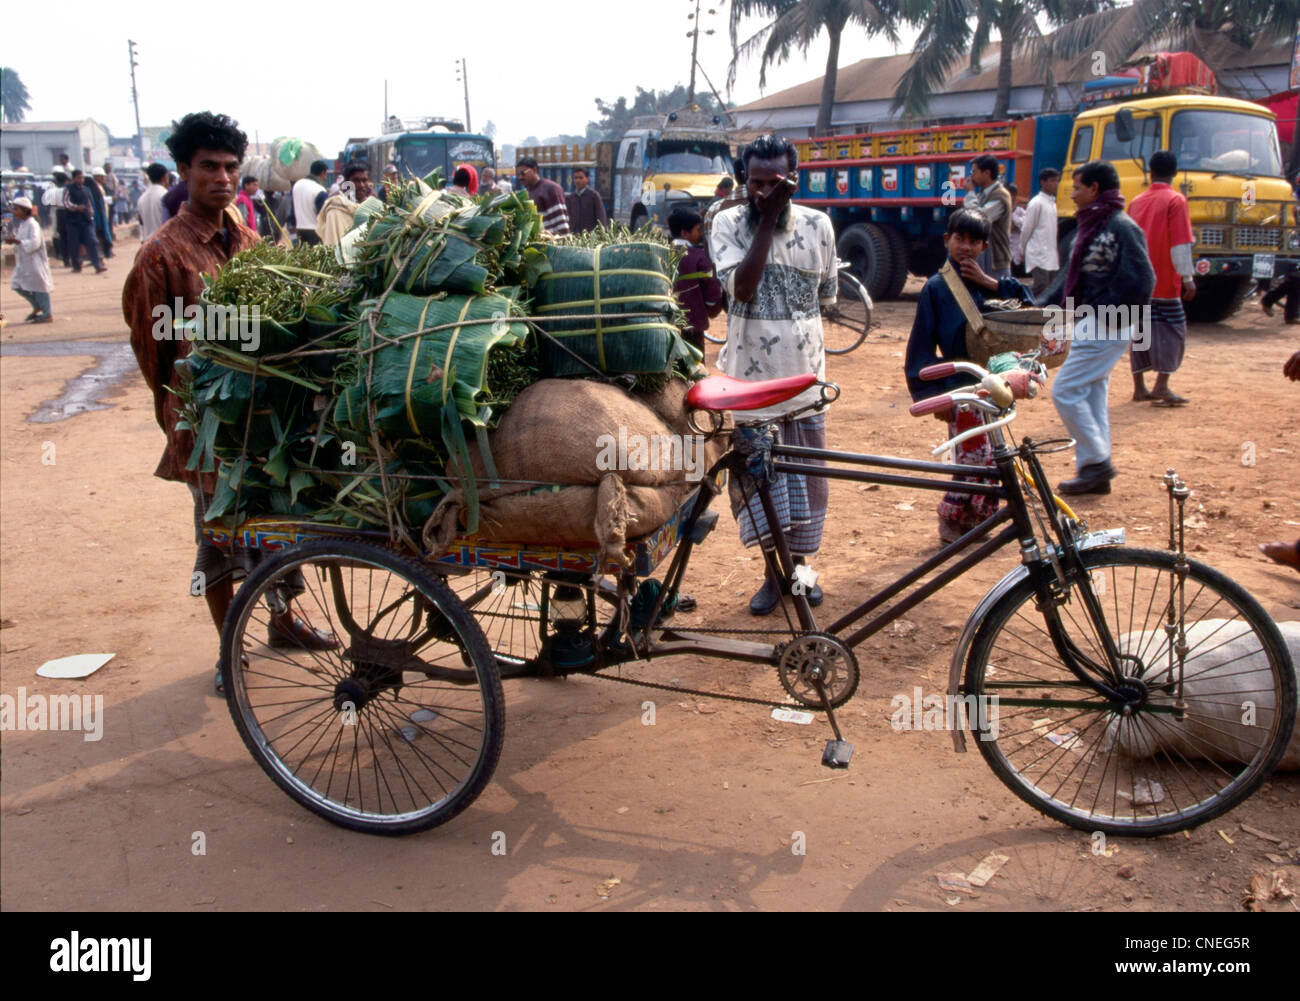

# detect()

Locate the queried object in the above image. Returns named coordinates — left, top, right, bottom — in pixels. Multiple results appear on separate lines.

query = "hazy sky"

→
left=2, top=1, right=920, bottom=155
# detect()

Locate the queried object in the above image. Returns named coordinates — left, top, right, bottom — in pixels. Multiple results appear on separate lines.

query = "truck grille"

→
left=1234, top=227, right=1281, bottom=250
left=1196, top=227, right=1224, bottom=248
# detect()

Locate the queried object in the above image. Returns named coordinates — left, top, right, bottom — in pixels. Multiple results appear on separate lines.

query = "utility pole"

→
left=685, top=0, right=717, bottom=108
left=456, top=58, right=472, bottom=133
left=128, top=39, right=144, bottom=162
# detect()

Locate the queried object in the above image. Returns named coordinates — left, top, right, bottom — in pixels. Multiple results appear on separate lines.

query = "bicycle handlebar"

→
left=908, top=394, right=955, bottom=417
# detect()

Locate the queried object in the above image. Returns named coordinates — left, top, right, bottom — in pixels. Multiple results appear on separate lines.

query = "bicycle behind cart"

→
left=214, top=358, right=1296, bottom=836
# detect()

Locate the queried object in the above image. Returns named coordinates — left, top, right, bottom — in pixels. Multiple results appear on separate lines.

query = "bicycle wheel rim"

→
left=224, top=543, right=502, bottom=833
left=966, top=548, right=1295, bottom=835
left=824, top=276, right=869, bottom=354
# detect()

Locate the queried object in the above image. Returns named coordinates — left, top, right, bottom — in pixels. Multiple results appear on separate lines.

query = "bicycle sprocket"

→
left=778, top=633, right=859, bottom=708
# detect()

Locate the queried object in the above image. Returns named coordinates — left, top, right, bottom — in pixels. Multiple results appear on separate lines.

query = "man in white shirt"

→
left=42, top=172, right=70, bottom=267
left=291, top=160, right=330, bottom=245
left=711, top=134, right=838, bottom=615
left=1014, top=167, right=1061, bottom=296
left=137, top=162, right=170, bottom=244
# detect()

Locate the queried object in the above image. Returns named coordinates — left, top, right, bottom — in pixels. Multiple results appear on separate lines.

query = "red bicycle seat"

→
left=686, top=373, right=818, bottom=411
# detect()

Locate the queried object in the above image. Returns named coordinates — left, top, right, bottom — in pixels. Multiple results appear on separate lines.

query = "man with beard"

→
left=709, top=134, right=838, bottom=615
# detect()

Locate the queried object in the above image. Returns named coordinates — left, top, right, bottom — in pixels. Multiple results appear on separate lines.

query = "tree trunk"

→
left=816, top=25, right=843, bottom=136
left=993, top=25, right=1014, bottom=119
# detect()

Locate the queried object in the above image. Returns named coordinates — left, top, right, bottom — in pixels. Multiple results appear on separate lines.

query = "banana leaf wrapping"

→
left=356, top=179, right=541, bottom=296
left=331, top=292, right=532, bottom=533
left=528, top=242, right=695, bottom=377
left=332, top=292, right=530, bottom=439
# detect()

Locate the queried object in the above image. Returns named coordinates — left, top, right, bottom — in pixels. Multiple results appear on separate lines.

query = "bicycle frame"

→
left=623, top=412, right=1137, bottom=709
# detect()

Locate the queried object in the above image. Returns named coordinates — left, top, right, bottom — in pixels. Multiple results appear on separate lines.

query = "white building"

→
left=1, top=119, right=112, bottom=174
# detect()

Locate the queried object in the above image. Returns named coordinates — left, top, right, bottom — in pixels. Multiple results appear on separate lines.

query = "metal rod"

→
left=771, top=460, right=1005, bottom=496
left=826, top=510, right=1014, bottom=635
left=843, top=524, right=1021, bottom=649
left=774, top=443, right=999, bottom=477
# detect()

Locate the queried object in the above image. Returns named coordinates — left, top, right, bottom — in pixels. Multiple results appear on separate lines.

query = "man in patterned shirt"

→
left=711, top=134, right=838, bottom=615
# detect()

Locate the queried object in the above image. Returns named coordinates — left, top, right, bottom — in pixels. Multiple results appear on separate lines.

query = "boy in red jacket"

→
left=670, top=209, right=724, bottom=353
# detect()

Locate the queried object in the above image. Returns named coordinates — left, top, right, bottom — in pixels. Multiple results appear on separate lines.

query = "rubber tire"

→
left=222, top=539, right=504, bottom=836
left=963, top=547, right=1295, bottom=837
left=837, top=223, right=895, bottom=302
left=1183, top=276, right=1252, bottom=324
left=881, top=225, right=910, bottom=299
left=823, top=271, right=872, bottom=354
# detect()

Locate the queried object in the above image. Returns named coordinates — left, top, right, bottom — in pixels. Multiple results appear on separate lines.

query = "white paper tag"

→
left=792, top=564, right=819, bottom=589
left=771, top=707, right=815, bottom=725
left=36, top=653, right=115, bottom=679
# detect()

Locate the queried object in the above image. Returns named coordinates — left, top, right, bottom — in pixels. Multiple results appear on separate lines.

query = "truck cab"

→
left=1059, top=93, right=1296, bottom=321
left=616, top=112, right=732, bottom=230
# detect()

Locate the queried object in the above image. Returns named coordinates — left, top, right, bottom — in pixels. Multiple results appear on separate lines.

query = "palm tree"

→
left=1, top=66, right=32, bottom=123
left=1050, top=0, right=1300, bottom=87
left=893, top=1, right=1109, bottom=121
left=728, top=0, right=902, bottom=136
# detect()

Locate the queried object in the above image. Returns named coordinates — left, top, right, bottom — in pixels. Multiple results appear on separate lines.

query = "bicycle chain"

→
left=588, top=665, right=818, bottom=711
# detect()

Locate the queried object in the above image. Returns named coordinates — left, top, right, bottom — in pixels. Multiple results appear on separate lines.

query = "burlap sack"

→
left=474, top=379, right=676, bottom=487
left=425, top=475, right=691, bottom=568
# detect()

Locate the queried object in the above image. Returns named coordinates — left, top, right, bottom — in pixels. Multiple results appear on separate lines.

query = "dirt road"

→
left=2, top=236, right=1297, bottom=911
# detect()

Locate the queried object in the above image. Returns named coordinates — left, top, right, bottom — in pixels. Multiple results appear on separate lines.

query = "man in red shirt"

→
left=124, top=111, right=335, bottom=695
left=1128, top=150, right=1196, bottom=406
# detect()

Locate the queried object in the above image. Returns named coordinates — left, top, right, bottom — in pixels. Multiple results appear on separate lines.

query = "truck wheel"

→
left=837, top=223, right=895, bottom=301
left=1184, top=276, right=1252, bottom=324
left=882, top=226, right=910, bottom=298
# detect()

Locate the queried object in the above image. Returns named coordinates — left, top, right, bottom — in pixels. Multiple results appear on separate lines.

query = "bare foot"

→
left=1149, top=391, right=1189, bottom=406
left=1132, top=390, right=1156, bottom=401
left=1259, top=541, right=1300, bottom=570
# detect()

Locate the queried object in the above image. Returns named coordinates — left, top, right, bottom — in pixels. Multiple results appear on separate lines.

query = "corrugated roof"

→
left=734, top=33, right=1291, bottom=114
left=2, top=119, right=103, bottom=132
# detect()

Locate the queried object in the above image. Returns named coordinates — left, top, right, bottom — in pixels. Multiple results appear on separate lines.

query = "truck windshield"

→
left=1169, top=111, right=1283, bottom=177
left=395, top=137, right=448, bottom=179
left=651, top=140, right=729, bottom=174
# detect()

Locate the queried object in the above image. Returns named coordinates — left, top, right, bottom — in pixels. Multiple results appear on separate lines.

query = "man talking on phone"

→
left=710, top=134, right=839, bottom=615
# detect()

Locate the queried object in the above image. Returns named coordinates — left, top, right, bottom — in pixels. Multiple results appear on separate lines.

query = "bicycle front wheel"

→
left=964, top=547, right=1295, bottom=836
left=822, top=272, right=872, bottom=354
left=222, top=540, right=504, bottom=835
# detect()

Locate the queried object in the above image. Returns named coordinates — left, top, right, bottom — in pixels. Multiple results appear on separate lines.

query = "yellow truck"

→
left=518, top=110, right=732, bottom=230
left=1058, top=59, right=1296, bottom=322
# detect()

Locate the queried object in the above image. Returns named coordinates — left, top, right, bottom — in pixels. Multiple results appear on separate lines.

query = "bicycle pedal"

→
left=821, top=739, right=853, bottom=769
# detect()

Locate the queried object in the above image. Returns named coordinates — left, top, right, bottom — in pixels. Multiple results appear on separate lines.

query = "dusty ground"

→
left=2, top=234, right=1297, bottom=912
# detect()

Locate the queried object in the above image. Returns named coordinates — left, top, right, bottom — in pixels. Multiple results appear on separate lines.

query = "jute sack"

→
left=470, top=378, right=712, bottom=489
left=424, top=475, right=691, bottom=568
left=1107, top=619, right=1300, bottom=770
left=423, top=377, right=718, bottom=566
